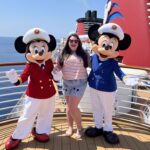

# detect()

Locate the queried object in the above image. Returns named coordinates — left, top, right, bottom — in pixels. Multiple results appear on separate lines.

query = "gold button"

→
left=41, top=86, right=43, bottom=89
left=112, top=25, right=117, bottom=30
left=39, top=80, right=42, bottom=83
left=34, top=29, right=40, bottom=34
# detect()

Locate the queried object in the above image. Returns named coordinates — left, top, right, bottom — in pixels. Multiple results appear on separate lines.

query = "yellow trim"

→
left=123, top=75, right=127, bottom=81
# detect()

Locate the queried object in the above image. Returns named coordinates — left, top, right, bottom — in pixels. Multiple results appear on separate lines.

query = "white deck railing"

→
left=0, top=62, right=150, bottom=126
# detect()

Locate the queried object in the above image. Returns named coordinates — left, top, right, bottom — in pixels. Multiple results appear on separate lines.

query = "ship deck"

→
left=1, top=62, right=150, bottom=150
left=0, top=115, right=150, bottom=150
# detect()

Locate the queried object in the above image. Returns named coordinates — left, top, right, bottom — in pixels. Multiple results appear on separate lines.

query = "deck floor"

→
left=0, top=117, right=150, bottom=150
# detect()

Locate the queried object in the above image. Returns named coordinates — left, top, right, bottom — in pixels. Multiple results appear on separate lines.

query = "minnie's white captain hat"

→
left=23, top=28, right=50, bottom=44
left=98, top=23, right=124, bottom=40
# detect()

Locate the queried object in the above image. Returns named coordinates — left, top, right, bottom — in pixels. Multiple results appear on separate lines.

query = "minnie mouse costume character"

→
left=5, top=28, right=57, bottom=150
left=85, top=23, right=138, bottom=144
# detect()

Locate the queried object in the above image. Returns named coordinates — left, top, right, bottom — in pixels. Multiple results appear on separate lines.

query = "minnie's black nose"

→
left=39, top=51, right=44, bottom=56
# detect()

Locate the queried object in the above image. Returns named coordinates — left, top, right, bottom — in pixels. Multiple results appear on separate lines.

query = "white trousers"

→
left=12, top=95, right=55, bottom=139
left=90, top=88, right=116, bottom=132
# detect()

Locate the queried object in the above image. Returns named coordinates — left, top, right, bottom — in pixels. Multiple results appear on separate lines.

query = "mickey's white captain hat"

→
left=98, top=23, right=124, bottom=40
left=23, top=28, right=50, bottom=44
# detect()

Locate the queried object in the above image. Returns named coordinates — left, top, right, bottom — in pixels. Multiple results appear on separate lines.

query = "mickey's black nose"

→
left=105, top=45, right=110, bottom=50
left=105, top=45, right=112, bottom=50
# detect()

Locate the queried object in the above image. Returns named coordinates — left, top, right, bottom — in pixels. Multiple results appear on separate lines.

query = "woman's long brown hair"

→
left=59, top=33, right=89, bottom=68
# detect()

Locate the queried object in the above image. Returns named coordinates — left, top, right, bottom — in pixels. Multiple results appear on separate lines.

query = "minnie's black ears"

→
left=14, top=36, right=27, bottom=53
left=119, top=34, right=131, bottom=50
left=88, top=24, right=100, bottom=41
left=14, top=35, right=56, bottom=53
left=48, top=34, right=56, bottom=51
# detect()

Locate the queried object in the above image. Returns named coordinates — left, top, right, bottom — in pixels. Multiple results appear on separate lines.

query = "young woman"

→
left=56, top=33, right=90, bottom=138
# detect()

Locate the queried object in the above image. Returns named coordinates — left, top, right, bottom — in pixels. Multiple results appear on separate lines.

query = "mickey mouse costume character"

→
left=84, top=23, right=138, bottom=144
left=5, top=28, right=57, bottom=150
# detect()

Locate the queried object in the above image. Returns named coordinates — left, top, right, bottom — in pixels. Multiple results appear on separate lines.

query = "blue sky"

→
left=0, top=0, right=106, bottom=39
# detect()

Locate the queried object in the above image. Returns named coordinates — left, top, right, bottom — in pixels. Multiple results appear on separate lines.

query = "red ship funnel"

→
left=76, top=10, right=103, bottom=35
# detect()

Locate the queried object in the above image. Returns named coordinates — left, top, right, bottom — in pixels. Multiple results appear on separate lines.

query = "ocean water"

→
left=0, top=37, right=26, bottom=63
left=0, top=37, right=27, bottom=120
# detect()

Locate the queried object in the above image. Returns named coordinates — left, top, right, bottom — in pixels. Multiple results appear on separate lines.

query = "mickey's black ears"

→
left=48, top=35, right=56, bottom=51
left=119, top=34, right=131, bottom=50
left=14, top=36, right=27, bottom=53
left=88, top=24, right=100, bottom=41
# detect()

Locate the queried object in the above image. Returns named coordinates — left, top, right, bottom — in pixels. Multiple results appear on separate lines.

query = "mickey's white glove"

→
left=6, top=69, right=18, bottom=84
left=52, top=69, right=62, bottom=81
left=123, top=76, right=139, bottom=86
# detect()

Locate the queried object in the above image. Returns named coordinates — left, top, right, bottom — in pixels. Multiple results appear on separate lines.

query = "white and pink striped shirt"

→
left=58, top=53, right=88, bottom=80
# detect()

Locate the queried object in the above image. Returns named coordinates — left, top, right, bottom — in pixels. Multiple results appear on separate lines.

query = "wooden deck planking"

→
left=0, top=138, right=6, bottom=150
left=85, top=136, right=96, bottom=150
left=136, top=133, right=150, bottom=150
left=53, top=123, right=62, bottom=150
left=0, top=117, right=150, bottom=150
left=19, top=137, right=31, bottom=150
left=44, top=127, right=55, bottom=150
left=61, top=124, right=71, bottom=150
left=94, top=136, right=105, bottom=150
left=133, top=133, right=149, bottom=150
left=114, top=127, right=128, bottom=150
left=25, top=136, right=36, bottom=150
left=78, top=136, right=87, bottom=150
left=113, top=119, right=150, bottom=150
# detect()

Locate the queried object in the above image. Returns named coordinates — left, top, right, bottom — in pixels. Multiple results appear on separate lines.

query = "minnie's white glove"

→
left=123, top=76, right=139, bottom=86
left=52, top=68, right=62, bottom=81
left=6, top=69, right=18, bottom=84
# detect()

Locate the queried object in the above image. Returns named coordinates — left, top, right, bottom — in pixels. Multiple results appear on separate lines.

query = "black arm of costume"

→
left=14, top=80, right=21, bottom=86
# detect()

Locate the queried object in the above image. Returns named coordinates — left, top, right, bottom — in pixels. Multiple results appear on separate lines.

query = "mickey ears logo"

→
left=103, top=0, right=124, bottom=24
left=34, top=29, right=40, bottom=34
